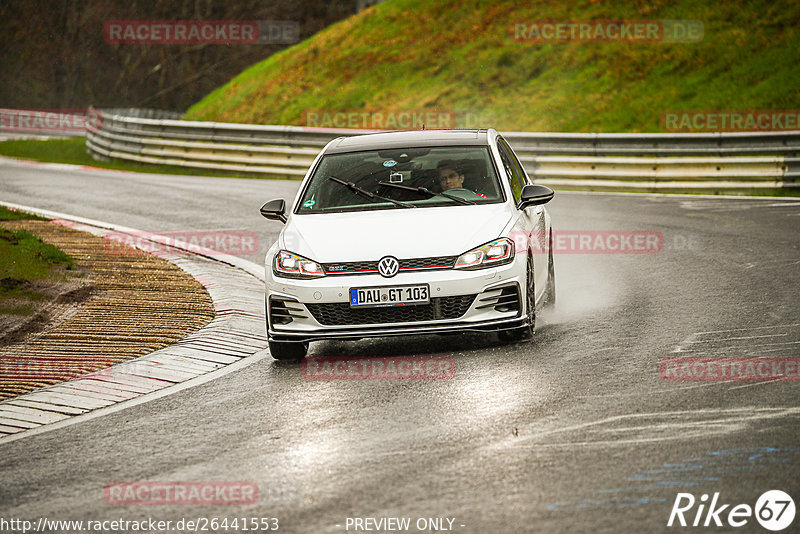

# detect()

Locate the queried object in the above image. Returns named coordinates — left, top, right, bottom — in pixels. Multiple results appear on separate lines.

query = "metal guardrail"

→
left=85, top=107, right=800, bottom=189
left=506, top=131, right=800, bottom=156
left=99, top=108, right=183, bottom=120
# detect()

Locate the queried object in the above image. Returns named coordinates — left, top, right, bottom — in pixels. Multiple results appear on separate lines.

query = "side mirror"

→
left=260, top=199, right=287, bottom=223
left=518, top=184, right=554, bottom=210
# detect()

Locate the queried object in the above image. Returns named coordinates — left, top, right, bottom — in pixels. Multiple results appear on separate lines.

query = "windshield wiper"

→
left=377, top=181, right=476, bottom=205
left=328, top=176, right=416, bottom=209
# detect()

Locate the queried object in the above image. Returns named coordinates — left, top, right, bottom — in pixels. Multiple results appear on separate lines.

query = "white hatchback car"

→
left=260, top=129, right=555, bottom=360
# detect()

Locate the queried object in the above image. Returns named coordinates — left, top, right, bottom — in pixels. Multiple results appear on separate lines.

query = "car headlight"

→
left=454, top=238, right=515, bottom=270
left=274, top=250, right=325, bottom=279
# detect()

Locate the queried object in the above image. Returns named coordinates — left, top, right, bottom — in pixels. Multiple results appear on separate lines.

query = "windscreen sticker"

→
left=383, top=159, right=397, bottom=167
left=303, top=199, right=315, bottom=208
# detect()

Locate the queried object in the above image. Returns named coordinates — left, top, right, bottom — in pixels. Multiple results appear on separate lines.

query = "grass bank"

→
left=185, top=0, right=800, bottom=133
left=0, top=207, right=76, bottom=320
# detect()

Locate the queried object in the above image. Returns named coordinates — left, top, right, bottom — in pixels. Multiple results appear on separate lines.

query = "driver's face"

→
left=438, top=169, right=464, bottom=190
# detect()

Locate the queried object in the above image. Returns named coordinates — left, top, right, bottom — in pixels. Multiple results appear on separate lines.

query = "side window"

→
left=496, top=138, right=525, bottom=203
left=506, top=139, right=531, bottom=185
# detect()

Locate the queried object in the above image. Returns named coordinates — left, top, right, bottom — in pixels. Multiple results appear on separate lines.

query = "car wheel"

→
left=543, top=228, right=556, bottom=307
left=498, top=253, right=535, bottom=343
left=269, top=340, right=308, bottom=360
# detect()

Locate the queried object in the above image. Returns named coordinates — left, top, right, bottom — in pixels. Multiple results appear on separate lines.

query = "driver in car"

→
left=437, top=161, right=487, bottom=197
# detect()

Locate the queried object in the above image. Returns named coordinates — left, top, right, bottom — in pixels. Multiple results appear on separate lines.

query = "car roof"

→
left=323, top=129, right=492, bottom=154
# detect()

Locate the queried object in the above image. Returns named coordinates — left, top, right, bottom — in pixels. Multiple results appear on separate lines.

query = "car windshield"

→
left=296, top=146, right=503, bottom=214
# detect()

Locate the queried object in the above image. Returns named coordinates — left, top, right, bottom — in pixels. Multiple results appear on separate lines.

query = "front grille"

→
left=322, top=256, right=457, bottom=275
left=306, top=294, right=477, bottom=326
left=399, top=256, right=457, bottom=269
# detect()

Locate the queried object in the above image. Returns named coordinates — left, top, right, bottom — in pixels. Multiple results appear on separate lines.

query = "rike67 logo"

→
left=668, top=490, right=795, bottom=531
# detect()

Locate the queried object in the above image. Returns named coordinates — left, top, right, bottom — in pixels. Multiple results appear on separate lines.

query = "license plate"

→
left=349, top=284, right=430, bottom=307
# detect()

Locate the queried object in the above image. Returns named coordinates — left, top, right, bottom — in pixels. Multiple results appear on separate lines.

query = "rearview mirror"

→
left=518, top=184, right=554, bottom=210
left=260, top=199, right=287, bottom=223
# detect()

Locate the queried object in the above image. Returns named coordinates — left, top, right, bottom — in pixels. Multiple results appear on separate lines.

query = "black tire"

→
left=543, top=229, right=556, bottom=308
left=269, top=340, right=308, bottom=360
left=498, top=253, right=535, bottom=343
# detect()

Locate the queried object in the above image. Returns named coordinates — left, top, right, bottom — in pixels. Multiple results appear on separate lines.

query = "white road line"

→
left=744, top=341, right=800, bottom=348
left=683, top=323, right=800, bottom=336
left=557, top=190, right=800, bottom=201
left=577, top=381, right=732, bottom=397
left=748, top=345, right=800, bottom=354
left=727, top=379, right=787, bottom=391
left=673, top=324, right=800, bottom=352
left=683, top=333, right=790, bottom=343
left=492, top=407, right=800, bottom=448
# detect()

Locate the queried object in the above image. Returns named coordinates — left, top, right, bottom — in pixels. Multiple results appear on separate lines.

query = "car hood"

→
left=281, top=204, right=514, bottom=261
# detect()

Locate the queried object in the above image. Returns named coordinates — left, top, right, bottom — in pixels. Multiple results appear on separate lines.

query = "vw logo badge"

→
left=377, top=256, right=399, bottom=278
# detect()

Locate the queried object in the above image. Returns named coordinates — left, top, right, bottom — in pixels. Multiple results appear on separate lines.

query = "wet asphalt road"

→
left=1, top=159, right=799, bottom=533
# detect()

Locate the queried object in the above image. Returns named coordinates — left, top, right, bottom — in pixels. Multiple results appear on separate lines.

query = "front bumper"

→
left=265, top=256, right=527, bottom=343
